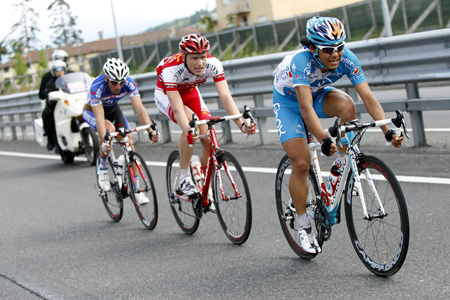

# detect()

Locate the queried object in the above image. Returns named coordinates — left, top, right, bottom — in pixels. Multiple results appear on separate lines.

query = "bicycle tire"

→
left=275, top=154, right=319, bottom=259
left=166, top=150, right=200, bottom=235
left=127, top=152, right=158, bottom=230
left=82, top=127, right=99, bottom=166
left=213, top=151, right=252, bottom=245
left=96, top=153, right=123, bottom=222
left=345, top=155, right=410, bottom=277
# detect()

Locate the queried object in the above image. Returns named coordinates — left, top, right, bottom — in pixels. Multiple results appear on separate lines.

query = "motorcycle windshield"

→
left=55, top=72, right=92, bottom=94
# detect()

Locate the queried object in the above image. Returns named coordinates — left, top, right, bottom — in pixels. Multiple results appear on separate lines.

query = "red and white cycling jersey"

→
left=156, top=53, right=226, bottom=94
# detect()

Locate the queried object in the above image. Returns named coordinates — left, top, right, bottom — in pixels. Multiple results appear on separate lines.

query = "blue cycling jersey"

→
left=273, top=46, right=366, bottom=100
left=86, top=75, right=140, bottom=109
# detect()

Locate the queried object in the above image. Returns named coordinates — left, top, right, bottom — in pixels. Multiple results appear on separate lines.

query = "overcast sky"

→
left=1, top=0, right=216, bottom=49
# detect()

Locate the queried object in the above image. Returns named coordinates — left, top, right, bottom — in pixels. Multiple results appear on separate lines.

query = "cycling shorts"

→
left=83, top=104, right=130, bottom=132
left=272, top=86, right=335, bottom=144
left=155, top=87, right=211, bottom=123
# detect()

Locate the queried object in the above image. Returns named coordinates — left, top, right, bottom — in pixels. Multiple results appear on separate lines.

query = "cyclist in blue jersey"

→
left=83, top=58, right=159, bottom=205
left=272, top=16, right=403, bottom=254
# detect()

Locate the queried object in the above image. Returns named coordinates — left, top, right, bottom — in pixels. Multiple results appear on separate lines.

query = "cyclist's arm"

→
left=92, top=104, right=107, bottom=144
left=215, top=80, right=255, bottom=134
left=295, top=85, right=331, bottom=144
left=355, top=82, right=403, bottom=147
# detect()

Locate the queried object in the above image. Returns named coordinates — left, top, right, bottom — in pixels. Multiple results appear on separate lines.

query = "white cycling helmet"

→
left=52, top=49, right=69, bottom=63
left=50, top=60, right=67, bottom=76
left=103, top=58, right=129, bottom=82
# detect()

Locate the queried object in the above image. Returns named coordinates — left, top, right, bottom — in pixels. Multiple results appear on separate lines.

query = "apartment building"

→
left=215, top=0, right=363, bottom=29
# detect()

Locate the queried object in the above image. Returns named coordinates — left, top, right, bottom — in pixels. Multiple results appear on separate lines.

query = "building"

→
left=215, top=0, right=363, bottom=29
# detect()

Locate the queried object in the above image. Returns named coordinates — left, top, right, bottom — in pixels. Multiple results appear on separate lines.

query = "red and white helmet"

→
left=179, top=34, right=210, bottom=54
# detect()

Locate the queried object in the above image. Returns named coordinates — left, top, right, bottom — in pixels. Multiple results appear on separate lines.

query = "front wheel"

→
left=96, top=153, right=123, bottom=222
left=166, top=150, right=200, bottom=235
left=81, top=127, right=99, bottom=166
left=275, top=155, right=319, bottom=259
left=345, top=155, right=409, bottom=277
left=213, top=151, right=252, bottom=245
left=127, top=152, right=158, bottom=230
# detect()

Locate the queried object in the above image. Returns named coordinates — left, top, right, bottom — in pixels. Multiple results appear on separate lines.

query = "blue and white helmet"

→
left=306, top=16, right=346, bottom=46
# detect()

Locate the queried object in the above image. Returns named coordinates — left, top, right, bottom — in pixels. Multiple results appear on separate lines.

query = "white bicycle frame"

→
left=308, top=118, right=398, bottom=220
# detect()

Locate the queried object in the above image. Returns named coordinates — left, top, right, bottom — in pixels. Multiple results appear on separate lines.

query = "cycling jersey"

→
left=273, top=46, right=366, bottom=101
left=273, top=46, right=366, bottom=144
left=156, top=53, right=225, bottom=94
left=85, top=75, right=140, bottom=109
left=155, top=53, right=225, bottom=122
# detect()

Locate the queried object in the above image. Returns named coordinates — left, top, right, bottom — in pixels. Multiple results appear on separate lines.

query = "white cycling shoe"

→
left=134, top=192, right=149, bottom=206
left=298, top=228, right=322, bottom=254
left=98, top=169, right=111, bottom=191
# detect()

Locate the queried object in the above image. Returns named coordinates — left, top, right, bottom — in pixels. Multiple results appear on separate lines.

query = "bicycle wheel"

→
left=166, top=150, right=200, bottom=235
left=345, top=155, right=409, bottom=277
left=275, top=155, right=319, bottom=259
left=81, top=127, right=99, bottom=166
left=127, top=152, right=158, bottom=230
left=96, top=153, right=123, bottom=222
left=213, top=151, right=252, bottom=245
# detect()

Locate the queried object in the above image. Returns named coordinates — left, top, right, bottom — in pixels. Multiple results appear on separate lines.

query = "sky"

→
left=1, top=0, right=217, bottom=49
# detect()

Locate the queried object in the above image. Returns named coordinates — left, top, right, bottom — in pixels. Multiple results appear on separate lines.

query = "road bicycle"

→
left=96, top=122, right=158, bottom=230
left=275, top=110, right=410, bottom=277
left=166, top=106, right=255, bottom=245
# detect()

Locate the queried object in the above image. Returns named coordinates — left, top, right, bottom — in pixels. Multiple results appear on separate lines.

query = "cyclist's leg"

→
left=274, top=93, right=321, bottom=254
left=184, top=87, right=211, bottom=167
left=318, top=87, right=356, bottom=154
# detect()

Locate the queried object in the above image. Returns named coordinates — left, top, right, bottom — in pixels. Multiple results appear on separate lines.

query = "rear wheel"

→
left=61, top=151, right=75, bottom=164
left=345, top=155, right=409, bottom=277
left=127, top=152, right=158, bottom=230
left=166, top=150, right=200, bottom=235
left=213, top=151, right=252, bottom=245
left=275, top=155, right=319, bottom=259
left=81, top=127, right=99, bottom=166
left=96, top=153, right=123, bottom=222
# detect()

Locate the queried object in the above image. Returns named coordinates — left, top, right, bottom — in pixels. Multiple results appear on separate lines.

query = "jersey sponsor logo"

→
left=291, top=63, right=296, bottom=72
left=352, top=66, right=360, bottom=75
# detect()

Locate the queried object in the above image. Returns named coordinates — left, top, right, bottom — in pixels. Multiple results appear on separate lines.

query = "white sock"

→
left=298, top=213, right=311, bottom=231
left=134, top=175, right=140, bottom=190
left=179, top=168, right=190, bottom=182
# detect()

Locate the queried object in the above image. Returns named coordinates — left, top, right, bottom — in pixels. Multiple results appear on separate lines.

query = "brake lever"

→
left=328, top=118, right=342, bottom=148
left=188, top=114, right=198, bottom=148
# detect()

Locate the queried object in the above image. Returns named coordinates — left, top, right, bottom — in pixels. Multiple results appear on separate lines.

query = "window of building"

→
left=258, top=15, right=267, bottom=23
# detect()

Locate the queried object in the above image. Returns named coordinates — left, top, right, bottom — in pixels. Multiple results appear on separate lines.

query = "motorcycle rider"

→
left=41, top=60, right=67, bottom=152
left=83, top=58, right=159, bottom=206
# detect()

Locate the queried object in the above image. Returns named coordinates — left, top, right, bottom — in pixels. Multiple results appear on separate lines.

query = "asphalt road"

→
left=1, top=128, right=449, bottom=299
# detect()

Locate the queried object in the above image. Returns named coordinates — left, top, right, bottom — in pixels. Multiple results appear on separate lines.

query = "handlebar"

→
left=188, top=105, right=256, bottom=147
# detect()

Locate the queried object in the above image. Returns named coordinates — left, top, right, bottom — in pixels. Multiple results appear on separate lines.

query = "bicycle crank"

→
left=314, top=202, right=332, bottom=246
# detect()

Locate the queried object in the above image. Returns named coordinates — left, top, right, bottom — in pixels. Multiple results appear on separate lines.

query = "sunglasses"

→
left=53, top=67, right=64, bottom=72
left=109, top=80, right=124, bottom=86
left=317, top=43, right=345, bottom=54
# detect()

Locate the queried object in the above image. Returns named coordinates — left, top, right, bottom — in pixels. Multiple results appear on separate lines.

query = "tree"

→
left=12, top=52, right=28, bottom=77
left=37, top=50, right=48, bottom=73
left=48, top=0, right=83, bottom=47
left=10, top=0, right=40, bottom=52
left=200, top=15, right=217, bottom=33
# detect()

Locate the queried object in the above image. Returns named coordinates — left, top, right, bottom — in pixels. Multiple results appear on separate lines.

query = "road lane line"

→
left=1, top=150, right=449, bottom=185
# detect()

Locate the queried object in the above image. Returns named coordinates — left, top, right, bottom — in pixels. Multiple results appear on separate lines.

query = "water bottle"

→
left=191, top=155, right=203, bottom=182
left=117, top=155, right=124, bottom=188
left=326, top=164, right=341, bottom=196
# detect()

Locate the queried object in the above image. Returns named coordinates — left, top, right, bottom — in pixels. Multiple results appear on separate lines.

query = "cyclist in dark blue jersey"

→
left=83, top=58, right=159, bottom=205
left=273, top=16, right=403, bottom=254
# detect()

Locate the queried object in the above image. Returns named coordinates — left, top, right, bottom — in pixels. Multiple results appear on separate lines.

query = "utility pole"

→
left=110, top=0, right=124, bottom=61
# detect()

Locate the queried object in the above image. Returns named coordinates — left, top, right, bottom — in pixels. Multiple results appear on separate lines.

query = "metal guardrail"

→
left=1, top=29, right=450, bottom=147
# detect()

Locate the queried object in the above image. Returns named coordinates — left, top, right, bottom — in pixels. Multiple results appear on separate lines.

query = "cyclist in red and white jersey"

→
left=156, top=34, right=256, bottom=196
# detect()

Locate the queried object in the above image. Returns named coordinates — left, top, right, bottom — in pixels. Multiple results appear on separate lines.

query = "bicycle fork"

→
left=349, top=153, right=387, bottom=220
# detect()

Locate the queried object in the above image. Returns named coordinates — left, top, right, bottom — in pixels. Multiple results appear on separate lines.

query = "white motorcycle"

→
left=35, top=72, right=99, bottom=165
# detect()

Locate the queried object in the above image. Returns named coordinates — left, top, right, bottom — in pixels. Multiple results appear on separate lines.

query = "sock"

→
left=298, top=213, right=311, bottom=231
left=134, top=175, right=140, bottom=190
left=99, top=156, right=108, bottom=170
left=179, top=168, right=190, bottom=182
